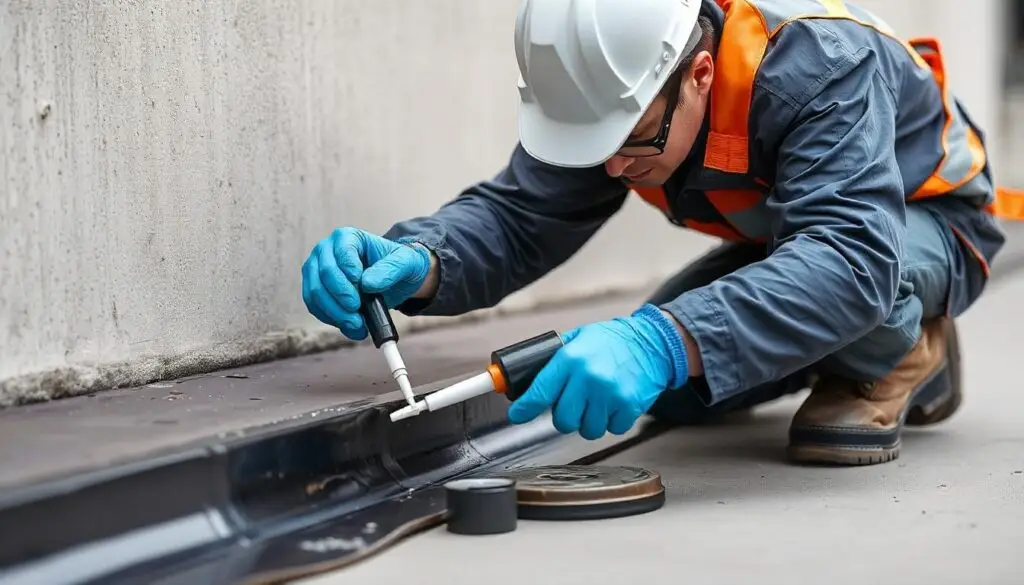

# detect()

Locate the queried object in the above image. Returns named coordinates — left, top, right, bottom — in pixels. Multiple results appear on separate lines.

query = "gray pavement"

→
left=302, top=264, right=1024, bottom=584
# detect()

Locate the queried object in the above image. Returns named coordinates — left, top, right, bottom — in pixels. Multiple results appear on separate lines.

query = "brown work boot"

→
left=787, top=317, right=961, bottom=465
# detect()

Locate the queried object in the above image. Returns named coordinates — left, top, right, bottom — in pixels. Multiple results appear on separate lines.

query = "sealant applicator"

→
left=389, top=330, right=563, bottom=422
left=360, top=293, right=417, bottom=407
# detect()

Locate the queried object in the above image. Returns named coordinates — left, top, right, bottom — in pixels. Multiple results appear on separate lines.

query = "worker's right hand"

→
left=301, top=227, right=432, bottom=340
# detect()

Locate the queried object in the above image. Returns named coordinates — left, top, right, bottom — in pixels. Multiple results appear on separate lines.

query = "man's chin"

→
left=625, top=175, right=664, bottom=188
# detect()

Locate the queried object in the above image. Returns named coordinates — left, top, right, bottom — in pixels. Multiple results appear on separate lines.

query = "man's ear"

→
left=691, top=51, right=714, bottom=95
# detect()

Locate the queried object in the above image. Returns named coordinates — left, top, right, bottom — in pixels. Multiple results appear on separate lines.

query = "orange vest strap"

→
left=632, top=186, right=671, bottom=215
left=991, top=187, right=1024, bottom=221
left=706, top=189, right=763, bottom=215
left=705, top=0, right=768, bottom=175
left=904, top=37, right=988, bottom=200
left=909, top=37, right=945, bottom=86
left=632, top=184, right=766, bottom=242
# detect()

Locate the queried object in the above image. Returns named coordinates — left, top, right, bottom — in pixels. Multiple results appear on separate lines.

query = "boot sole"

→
left=787, top=319, right=960, bottom=466
left=786, top=443, right=900, bottom=466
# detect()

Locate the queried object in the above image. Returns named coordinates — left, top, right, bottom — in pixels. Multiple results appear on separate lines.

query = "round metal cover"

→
left=493, top=465, right=665, bottom=520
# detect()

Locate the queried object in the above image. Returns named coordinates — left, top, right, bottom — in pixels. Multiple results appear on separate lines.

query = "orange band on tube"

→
left=487, top=363, right=508, bottom=395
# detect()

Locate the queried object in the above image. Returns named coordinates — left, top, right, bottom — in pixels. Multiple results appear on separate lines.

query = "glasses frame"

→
left=617, top=72, right=683, bottom=158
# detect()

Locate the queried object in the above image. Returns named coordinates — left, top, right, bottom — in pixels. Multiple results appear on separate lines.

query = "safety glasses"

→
left=616, top=72, right=682, bottom=158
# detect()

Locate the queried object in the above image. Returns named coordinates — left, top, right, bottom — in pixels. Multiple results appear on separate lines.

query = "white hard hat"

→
left=514, top=0, right=704, bottom=168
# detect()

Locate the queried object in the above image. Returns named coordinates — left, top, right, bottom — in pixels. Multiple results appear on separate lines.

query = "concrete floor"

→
left=301, top=261, right=1024, bottom=584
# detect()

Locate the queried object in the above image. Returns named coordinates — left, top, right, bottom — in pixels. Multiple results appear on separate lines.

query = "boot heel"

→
left=906, top=319, right=962, bottom=426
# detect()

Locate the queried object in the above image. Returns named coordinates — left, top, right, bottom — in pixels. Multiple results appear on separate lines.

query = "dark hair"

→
left=658, top=15, right=716, bottom=102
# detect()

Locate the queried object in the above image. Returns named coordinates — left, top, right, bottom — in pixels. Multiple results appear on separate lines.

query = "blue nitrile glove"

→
left=507, top=304, right=689, bottom=440
left=301, top=227, right=431, bottom=340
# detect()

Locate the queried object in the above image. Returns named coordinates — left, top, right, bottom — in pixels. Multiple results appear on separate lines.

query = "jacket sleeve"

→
left=383, top=143, right=630, bottom=316
left=660, top=24, right=906, bottom=403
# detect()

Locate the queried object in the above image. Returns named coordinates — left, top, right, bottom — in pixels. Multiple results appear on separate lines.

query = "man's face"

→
left=604, top=52, right=714, bottom=187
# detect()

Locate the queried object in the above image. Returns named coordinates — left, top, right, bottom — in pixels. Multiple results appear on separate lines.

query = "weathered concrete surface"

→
left=302, top=268, right=1024, bottom=585
left=0, top=0, right=708, bottom=404
left=0, top=294, right=644, bottom=491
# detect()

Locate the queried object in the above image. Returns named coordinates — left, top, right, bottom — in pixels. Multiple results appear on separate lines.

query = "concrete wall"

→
left=0, top=0, right=711, bottom=404
left=0, top=0, right=1009, bottom=405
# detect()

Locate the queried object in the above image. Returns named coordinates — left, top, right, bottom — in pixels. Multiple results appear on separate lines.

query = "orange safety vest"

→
left=634, top=0, right=1024, bottom=244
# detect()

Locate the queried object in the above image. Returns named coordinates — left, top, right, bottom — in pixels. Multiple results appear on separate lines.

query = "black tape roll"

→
left=444, top=477, right=518, bottom=535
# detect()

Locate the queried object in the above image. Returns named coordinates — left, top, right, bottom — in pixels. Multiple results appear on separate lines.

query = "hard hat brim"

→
left=517, top=101, right=642, bottom=169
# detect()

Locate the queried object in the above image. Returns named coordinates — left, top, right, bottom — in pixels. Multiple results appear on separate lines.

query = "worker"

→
left=302, top=0, right=1019, bottom=466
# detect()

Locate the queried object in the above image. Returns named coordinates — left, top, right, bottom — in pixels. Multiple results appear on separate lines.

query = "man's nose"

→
left=604, top=154, right=635, bottom=178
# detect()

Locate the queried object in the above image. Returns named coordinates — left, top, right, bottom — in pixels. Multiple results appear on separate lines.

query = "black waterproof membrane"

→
left=0, top=382, right=574, bottom=584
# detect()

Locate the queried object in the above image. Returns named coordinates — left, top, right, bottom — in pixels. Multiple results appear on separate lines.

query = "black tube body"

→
left=359, top=293, right=398, bottom=348
left=490, top=330, right=563, bottom=401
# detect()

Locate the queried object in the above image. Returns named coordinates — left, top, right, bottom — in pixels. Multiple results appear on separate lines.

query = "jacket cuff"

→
left=659, top=289, right=744, bottom=405
left=630, top=303, right=689, bottom=389
left=390, top=229, right=461, bottom=316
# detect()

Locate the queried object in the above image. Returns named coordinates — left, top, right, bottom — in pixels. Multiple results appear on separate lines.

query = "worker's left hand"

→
left=507, top=304, right=689, bottom=440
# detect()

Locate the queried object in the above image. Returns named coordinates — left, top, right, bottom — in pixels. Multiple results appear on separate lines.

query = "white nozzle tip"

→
left=389, top=401, right=427, bottom=422
left=395, top=372, right=415, bottom=404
